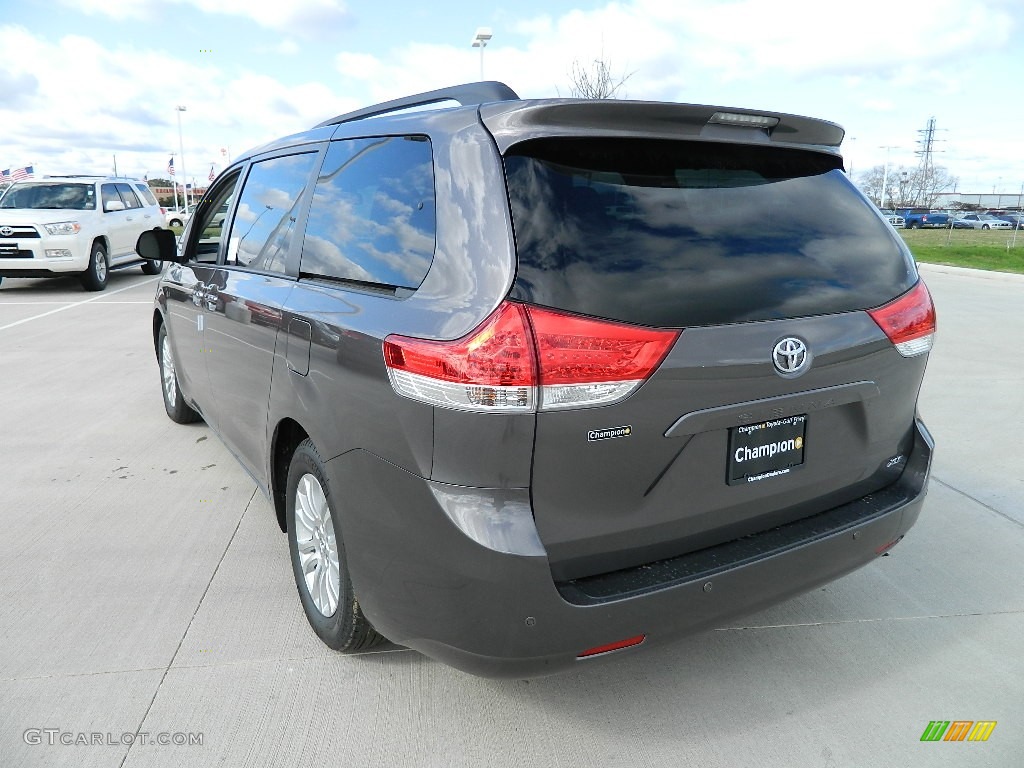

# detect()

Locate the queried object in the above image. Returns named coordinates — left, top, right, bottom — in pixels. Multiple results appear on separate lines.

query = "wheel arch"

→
left=152, top=309, right=165, bottom=361
left=271, top=418, right=310, bottom=533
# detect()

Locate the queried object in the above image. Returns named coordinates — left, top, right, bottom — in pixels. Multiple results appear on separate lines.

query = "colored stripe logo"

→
left=920, top=721, right=997, bottom=742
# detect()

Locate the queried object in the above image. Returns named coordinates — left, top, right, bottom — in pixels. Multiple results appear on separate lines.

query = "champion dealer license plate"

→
left=727, top=414, right=807, bottom=485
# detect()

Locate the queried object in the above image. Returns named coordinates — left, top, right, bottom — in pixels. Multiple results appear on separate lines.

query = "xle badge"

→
left=588, top=425, right=632, bottom=442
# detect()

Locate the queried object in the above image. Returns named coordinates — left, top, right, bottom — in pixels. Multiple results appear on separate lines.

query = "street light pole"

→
left=471, top=27, right=492, bottom=80
left=879, top=145, right=898, bottom=210
left=176, top=106, right=189, bottom=214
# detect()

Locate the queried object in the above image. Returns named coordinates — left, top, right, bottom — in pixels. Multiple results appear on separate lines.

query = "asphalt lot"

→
left=1, top=263, right=1021, bottom=767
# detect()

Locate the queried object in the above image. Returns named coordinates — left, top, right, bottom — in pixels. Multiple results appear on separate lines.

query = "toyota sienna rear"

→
left=142, top=82, right=935, bottom=677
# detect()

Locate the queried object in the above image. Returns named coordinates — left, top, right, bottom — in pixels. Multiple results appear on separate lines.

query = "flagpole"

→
left=176, top=105, right=189, bottom=215
left=170, top=154, right=179, bottom=211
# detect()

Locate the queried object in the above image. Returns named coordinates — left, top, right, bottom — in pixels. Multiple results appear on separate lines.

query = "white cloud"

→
left=60, top=0, right=352, bottom=35
left=186, top=0, right=352, bottom=32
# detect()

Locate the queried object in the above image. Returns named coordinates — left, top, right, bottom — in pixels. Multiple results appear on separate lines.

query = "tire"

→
left=80, top=241, right=108, bottom=291
left=287, top=439, right=385, bottom=653
left=141, top=259, right=163, bottom=275
left=982, top=224, right=990, bottom=230
left=169, top=218, right=183, bottom=227
left=158, top=324, right=201, bottom=424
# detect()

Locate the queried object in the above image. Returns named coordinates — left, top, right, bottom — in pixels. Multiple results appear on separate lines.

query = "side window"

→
left=101, top=184, right=121, bottom=211
left=300, top=136, right=435, bottom=289
left=114, top=183, right=142, bottom=209
left=187, top=170, right=241, bottom=264
left=134, top=183, right=159, bottom=207
left=227, top=152, right=319, bottom=273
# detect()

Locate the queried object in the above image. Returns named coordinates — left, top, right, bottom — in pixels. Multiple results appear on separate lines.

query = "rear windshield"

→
left=504, top=139, right=917, bottom=328
left=0, top=183, right=96, bottom=210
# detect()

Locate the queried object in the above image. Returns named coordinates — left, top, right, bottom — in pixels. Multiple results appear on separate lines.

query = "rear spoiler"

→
left=479, top=99, right=845, bottom=155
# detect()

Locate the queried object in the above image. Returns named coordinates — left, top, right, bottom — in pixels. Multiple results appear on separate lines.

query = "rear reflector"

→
left=868, top=281, right=936, bottom=357
left=578, top=634, right=646, bottom=659
left=383, top=302, right=679, bottom=412
left=876, top=535, right=904, bottom=555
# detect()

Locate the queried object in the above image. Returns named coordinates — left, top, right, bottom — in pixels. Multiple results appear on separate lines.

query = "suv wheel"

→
left=287, top=439, right=385, bottom=653
left=158, top=325, right=201, bottom=424
left=80, top=241, right=108, bottom=291
left=141, top=259, right=163, bottom=276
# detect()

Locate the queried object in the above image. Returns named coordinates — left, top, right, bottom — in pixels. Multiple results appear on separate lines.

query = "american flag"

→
left=168, top=157, right=175, bottom=176
left=0, top=169, right=10, bottom=182
left=11, top=166, right=34, bottom=181
left=208, top=164, right=215, bottom=182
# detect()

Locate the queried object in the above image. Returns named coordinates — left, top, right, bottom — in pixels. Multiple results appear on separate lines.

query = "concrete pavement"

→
left=0, top=264, right=1020, bottom=767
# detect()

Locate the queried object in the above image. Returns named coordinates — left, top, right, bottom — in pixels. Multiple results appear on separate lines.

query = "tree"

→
left=856, top=164, right=958, bottom=209
left=566, top=54, right=634, bottom=99
left=148, top=178, right=171, bottom=188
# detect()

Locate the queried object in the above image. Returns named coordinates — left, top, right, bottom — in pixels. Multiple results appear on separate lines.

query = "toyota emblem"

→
left=773, top=337, right=810, bottom=377
left=0, top=226, right=13, bottom=237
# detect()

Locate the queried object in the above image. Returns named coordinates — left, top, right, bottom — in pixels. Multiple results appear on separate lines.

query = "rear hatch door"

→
left=502, top=136, right=927, bottom=581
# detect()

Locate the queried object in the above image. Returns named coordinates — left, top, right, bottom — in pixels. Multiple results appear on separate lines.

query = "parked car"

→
left=990, top=212, right=1024, bottom=229
left=879, top=210, right=905, bottom=228
left=139, top=81, right=936, bottom=677
left=0, top=176, right=166, bottom=290
left=953, top=213, right=1013, bottom=230
left=165, top=208, right=192, bottom=228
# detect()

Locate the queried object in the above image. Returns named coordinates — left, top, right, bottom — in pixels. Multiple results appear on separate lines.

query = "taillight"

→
left=527, top=305, right=679, bottom=410
left=383, top=302, right=536, bottom=412
left=383, top=301, right=679, bottom=412
left=868, top=281, right=936, bottom=357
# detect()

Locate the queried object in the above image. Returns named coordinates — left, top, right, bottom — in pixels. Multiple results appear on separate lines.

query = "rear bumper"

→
left=328, top=418, right=933, bottom=678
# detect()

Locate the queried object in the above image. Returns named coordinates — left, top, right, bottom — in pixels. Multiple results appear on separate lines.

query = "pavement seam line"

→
left=0, top=277, right=157, bottom=332
left=116, top=486, right=257, bottom=768
left=715, top=608, right=1023, bottom=631
left=155, top=647, right=415, bottom=673
left=0, top=666, right=168, bottom=684
left=931, top=475, right=1024, bottom=530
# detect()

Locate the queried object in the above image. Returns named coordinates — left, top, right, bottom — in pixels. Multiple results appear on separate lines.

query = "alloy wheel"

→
left=293, top=473, right=341, bottom=617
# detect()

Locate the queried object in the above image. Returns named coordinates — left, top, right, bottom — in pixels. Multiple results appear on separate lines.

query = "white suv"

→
left=0, top=176, right=167, bottom=291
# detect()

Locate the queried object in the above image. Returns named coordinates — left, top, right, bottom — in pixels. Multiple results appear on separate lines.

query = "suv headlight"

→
left=43, top=221, right=81, bottom=235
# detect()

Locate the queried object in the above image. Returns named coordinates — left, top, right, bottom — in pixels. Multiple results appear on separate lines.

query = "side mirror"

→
left=137, top=228, right=183, bottom=263
left=104, top=200, right=126, bottom=212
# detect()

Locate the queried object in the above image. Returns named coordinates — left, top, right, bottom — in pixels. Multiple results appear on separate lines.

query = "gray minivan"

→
left=139, top=82, right=935, bottom=677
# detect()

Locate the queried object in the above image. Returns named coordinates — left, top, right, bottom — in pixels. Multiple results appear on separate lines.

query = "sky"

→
left=2, top=0, right=1021, bottom=197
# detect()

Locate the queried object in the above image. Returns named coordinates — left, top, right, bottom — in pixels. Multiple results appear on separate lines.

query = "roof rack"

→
left=315, top=81, right=520, bottom=128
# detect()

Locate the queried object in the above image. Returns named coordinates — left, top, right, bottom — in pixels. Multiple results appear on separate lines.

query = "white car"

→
left=0, top=176, right=166, bottom=290
left=165, top=207, right=192, bottom=228
left=953, top=213, right=1013, bottom=230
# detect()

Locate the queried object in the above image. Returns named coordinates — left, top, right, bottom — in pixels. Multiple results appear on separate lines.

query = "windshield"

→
left=505, top=138, right=917, bottom=328
left=0, top=183, right=96, bottom=210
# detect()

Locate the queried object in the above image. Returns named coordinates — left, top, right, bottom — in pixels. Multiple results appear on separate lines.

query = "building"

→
left=933, top=192, right=1024, bottom=211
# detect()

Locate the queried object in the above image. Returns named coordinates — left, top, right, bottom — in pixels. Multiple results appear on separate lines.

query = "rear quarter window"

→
left=505, top=138, right=917, bottom=328
left=299, top=135, right=435, bottom=290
